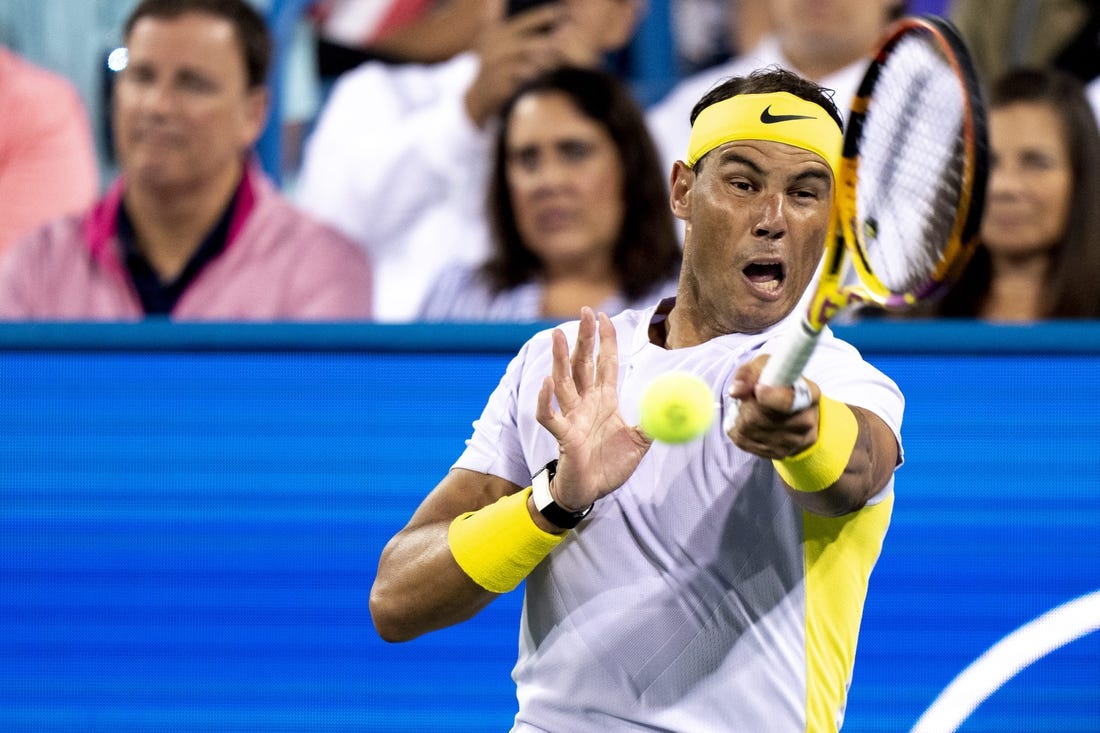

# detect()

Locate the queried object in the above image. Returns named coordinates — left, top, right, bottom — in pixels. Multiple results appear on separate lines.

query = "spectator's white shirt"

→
left=296, top=52, right=492, bottom=321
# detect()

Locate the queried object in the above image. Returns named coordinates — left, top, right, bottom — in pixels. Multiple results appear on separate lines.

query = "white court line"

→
left=911, top=589, right=1100, bottom=733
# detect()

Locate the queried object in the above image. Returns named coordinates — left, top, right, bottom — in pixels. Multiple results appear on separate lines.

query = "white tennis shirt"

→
left=453, top=300, right=904, bottom=732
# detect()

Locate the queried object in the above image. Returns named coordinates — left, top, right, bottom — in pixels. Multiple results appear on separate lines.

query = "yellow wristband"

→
left=448, top=488, right=565, bottom=593
left=773, top=395, right=859, bottom=492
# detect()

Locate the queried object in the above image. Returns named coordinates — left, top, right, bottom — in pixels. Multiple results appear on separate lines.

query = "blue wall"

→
left=0, top=322, right=1097, bottom=732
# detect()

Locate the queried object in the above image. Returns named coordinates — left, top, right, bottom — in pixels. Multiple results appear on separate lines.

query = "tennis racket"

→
left=759, top=14, right=989, bottom=388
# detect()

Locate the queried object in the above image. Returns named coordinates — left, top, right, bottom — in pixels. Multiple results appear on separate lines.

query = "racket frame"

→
left=760, top=14, right=989, bottom=387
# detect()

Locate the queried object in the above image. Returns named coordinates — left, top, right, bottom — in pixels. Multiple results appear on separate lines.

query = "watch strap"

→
left=531, top=459, right=592, bottom=530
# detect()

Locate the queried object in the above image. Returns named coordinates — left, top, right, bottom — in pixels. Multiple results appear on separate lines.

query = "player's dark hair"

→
left=124, top=0, right=271, bottom=89
left=935, top=66, right=1100, bottom=318
left=484, top=66, right=681, bottom=300
left=688, top=67, right=844, bottom=173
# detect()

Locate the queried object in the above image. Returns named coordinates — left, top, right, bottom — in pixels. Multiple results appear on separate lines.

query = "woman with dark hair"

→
left=418, top=66, right=681, bottom=321
left=932, top=66, right=1100, bottom=320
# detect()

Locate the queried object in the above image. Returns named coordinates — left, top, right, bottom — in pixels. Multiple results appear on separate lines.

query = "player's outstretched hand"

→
left=727, top=354, right=821, bottom=460
left=536, top=307, right=651, bottom=510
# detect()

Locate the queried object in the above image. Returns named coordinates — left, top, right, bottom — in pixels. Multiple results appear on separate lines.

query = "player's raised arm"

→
left=534, top=308, right=652, bottom=517
left=371, top=308, right=650, bottom=642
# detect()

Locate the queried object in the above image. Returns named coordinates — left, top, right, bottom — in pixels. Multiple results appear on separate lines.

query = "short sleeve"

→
left=452, top=340, right=539, bottom=488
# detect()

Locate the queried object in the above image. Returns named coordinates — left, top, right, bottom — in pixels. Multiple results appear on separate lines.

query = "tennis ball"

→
left=639, top=372, right=715, bottom=444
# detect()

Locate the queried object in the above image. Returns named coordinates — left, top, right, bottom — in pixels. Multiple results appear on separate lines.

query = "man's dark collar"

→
left=118, top=183, right=242, bottom=316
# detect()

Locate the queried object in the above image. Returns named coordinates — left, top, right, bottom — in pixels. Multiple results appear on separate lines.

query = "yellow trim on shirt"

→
left=802, top=494, right=894, bottom=732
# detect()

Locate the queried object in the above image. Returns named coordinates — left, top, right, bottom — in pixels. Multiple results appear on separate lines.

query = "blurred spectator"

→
left=648, top=0, right=907, bottom=175
left=418, top=67, right=680, bottom=321
left=287, top=1, right=483, bottom=180
left=931, top=67, right=1100, bottom=320
left=0, top=0, right=307, bottom=182
left=296, top=0, right=645, bottom=322
left=670, top=0, right=772, bottom=76
left=949, top=0, right=1100, bottom=87
left=0, top=0, right=137, bottom=180
left=0, top=0, right=372, bottom=321
left=667, top=0, right=952, bottom=79
left=313, top=0, right=483, bottom=75
left=0, top=45, right=98, bottom=258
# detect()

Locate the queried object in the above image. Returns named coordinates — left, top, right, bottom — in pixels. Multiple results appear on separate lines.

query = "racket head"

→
left=837, top=14, right=989, bottom=312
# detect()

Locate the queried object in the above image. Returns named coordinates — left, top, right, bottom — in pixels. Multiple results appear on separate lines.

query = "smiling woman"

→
left=416, top=66, right=682, bottom=322
left=928, top=66, right=1100, bottom=321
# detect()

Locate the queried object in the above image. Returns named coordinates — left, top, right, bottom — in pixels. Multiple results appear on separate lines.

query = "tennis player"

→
left=371, top=67, right=903, bottom=733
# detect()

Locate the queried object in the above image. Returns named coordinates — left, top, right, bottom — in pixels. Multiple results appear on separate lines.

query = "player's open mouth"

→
left=743, top=261, right=785, bottom=296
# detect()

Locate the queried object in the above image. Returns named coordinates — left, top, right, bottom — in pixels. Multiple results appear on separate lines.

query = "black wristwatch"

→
left=531, top=459, right=592, bottom=530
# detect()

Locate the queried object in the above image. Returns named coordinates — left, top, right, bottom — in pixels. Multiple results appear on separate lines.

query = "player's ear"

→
left=669, top=160, right=694, bottom=221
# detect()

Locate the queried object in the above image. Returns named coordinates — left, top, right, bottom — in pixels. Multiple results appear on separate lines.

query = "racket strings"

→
left=854, top=32, right=968, bottom=294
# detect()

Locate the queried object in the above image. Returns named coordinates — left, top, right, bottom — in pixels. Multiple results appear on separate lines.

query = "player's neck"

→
left=661, top=300, right=725, bottom=349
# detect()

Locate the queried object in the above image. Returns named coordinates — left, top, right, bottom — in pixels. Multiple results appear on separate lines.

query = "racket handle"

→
left=758, top=321, right=822, bottom=387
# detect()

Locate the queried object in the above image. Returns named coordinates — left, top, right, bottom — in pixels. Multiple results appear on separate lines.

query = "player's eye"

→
left=791, top=186, right=825, bottom=201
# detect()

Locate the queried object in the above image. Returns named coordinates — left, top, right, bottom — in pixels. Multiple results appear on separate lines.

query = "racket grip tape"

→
left=758, top=320, right=821, bottom=387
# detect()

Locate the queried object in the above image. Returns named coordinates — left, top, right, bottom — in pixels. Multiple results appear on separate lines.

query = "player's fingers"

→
left=571, top=307, right=596, bottom=393
left=594, top=312, right=619, bottom=389
left=535, top=375, right=569, bottom=438
left=729, top=433, right=788, bottom=460
left=730, top=400, right=816, bottom=455
left=725, top=406, right=773, bottom=456
left=727, top=414, right=804, bottom=459
left=730, top=354, right=766, bottom=400
left=550, top=327, right=580, bottom=413
left=755, top=377, right=820, bottom=414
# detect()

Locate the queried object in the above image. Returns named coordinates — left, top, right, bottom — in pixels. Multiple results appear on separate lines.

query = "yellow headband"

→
left=686, top=91, right=842, bottom=176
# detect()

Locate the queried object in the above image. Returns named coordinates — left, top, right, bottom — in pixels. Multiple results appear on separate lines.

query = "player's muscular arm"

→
left=728, top=356, right=898, bottom=516
left=369, top=469, right=519, bottom=642
left=788, top=404, right=898, bottom=516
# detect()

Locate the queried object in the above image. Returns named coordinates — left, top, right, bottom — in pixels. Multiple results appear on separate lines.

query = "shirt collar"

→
left=83, top=161, right=259, bottom=271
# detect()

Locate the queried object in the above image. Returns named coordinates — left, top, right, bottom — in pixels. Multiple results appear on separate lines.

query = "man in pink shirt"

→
left=0, top=0, right=373, bottom=320
left=0, top=45, right=98, bottom=258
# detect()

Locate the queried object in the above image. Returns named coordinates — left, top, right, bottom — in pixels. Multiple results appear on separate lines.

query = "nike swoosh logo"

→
left=759, top=105, right=817, bottom=124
